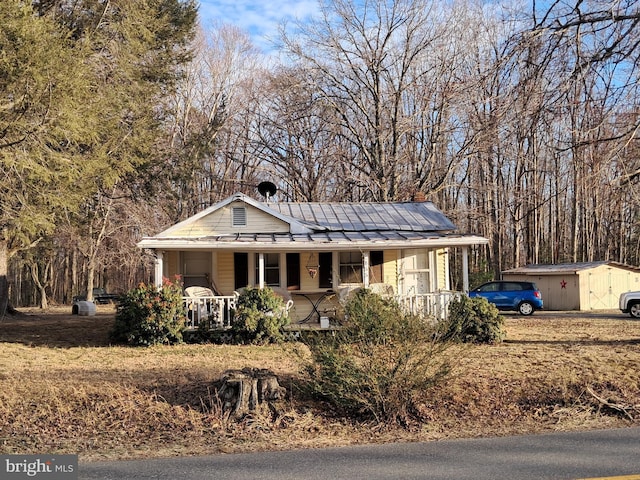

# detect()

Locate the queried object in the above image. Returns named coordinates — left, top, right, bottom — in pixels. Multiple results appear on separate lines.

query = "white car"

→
left=619, top=291, right=640, bottom=318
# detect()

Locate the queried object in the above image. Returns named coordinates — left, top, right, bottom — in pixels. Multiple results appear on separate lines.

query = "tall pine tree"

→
left=0, top=0, right=197, bottom=311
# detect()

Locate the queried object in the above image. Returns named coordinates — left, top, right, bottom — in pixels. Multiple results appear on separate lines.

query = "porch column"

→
left=429, top=250, right=437, bottom=292
left=154, top=251, right=163, bottom=288
left=443, top=248, right=451, bottom=290
left=362, top=251, right=370, bottom=287
left=462, top=246, right=469, bottom=292
left=257, top=252, right=265, bottom=289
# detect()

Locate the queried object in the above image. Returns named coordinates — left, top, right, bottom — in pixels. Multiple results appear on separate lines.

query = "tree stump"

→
left=217, top=368, right=286, bottom=417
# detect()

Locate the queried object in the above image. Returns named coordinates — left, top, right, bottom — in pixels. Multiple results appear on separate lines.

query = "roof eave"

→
left=137, top=235, right=488, bottom=251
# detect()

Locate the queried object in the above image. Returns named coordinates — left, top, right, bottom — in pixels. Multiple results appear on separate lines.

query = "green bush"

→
left=231, top=287, right=290, bottom=344
left=110, top=276, right=186, bottom=346
left=469, top=266, right=495, bottom=291
left=441, top=295, right=504, bottom=344
left=302, top=289, right=451, bottom=425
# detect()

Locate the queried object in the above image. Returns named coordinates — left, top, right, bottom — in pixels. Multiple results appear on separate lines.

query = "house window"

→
left=232, top=206, right=246, bottom=227
left=255, top=253, right=280, bottom=286
left=339, top=251, right=362, bottom=283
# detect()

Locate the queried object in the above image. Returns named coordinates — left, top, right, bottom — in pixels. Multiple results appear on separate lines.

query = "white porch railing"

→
left=182, top=291, right=463, bottom=330
left=183, top=295, right=236, bottom=330
left=396, top=291, right=463, bottom=320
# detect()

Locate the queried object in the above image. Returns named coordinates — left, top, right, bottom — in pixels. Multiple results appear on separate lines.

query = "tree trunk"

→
left=86, top=263, right=95, bottom=302
left=216, top=368, right=286, bottom=417
left=0, top=238, right=8, bottom=318
left=29, top=261, right=49, bottom=309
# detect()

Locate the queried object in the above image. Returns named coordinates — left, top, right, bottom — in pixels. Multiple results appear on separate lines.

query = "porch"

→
left=181, top=289, right=463, bottom=331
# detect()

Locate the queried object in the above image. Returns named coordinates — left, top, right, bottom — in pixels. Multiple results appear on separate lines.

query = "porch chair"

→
left=368, top=283, right=395, bottom=298
left=269, top=287, right=295, bottom=315
left=337, top=285, right=362, bottom=304
left=184, top=286, right=216, bottom=327
left=233, top=287, right=294, bottom=316
left=185, top=286, right=215, bottom=298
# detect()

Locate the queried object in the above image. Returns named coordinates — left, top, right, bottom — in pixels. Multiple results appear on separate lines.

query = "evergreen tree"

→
left=0, top=0, right=197, bottom=311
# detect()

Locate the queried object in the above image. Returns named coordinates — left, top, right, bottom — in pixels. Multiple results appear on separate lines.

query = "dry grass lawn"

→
left=0, top=306, right=639, bottom=462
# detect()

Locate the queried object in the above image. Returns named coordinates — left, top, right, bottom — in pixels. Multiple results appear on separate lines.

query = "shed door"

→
left=586, top=268, right=627, bottom=310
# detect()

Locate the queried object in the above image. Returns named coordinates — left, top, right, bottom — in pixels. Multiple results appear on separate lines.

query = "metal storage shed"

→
left=502, top=261, right=640, bottom=311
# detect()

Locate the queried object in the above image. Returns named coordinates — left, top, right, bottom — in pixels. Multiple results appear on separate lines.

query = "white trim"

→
left=154, top=251, right=163, bottom=288
left=443, top=248, right=451, bottom=290
left=363, top=251, right=370, bottom=288
left=138, top=235, right=489, bottom=251
left=462, top=246, right=469, bottom=292
left=429, top=250, right=436, bottom=292
left=258, top=252, right=265, bottom=289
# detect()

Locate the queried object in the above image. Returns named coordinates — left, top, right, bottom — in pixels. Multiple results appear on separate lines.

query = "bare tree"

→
left=158, top=24, right=265, bottom=219
left=249, top=66, right=344, bottom=201
left=281, top=0, right=469, bottom=201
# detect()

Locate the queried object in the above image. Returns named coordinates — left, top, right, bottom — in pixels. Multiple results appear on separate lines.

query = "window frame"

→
left=339, top=251, right=363, bottom=284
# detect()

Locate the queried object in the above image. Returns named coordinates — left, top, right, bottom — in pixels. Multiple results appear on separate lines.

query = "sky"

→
left=197, top=0, right=321, bottom=53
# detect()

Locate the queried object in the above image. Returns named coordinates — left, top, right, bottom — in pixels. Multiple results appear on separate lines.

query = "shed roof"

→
left=503, top=261, right=640, bottom=275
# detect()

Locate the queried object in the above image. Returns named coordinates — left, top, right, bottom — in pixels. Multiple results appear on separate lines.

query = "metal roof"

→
left=269, top=201, right=456, bottom=232
left=137, top=194, right=487, bottom=250
left=503, top=261, right=640, bottom=275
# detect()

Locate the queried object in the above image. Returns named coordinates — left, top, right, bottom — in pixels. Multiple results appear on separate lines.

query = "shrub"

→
left=231, top=287, right=290, bottom=344
left=468, top=261, right=494, bottom=289
left=110, top=276, right=186, bottom=346
left=302, top=289, right=451, bottom=425
left=441, top=295, right=504, bottom=344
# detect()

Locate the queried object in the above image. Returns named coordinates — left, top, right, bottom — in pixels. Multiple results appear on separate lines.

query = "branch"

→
left=586, top=386, right=638, bottom=420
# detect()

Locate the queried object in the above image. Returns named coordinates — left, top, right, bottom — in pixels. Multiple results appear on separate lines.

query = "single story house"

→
left=137, top=192, right=488, bottom=328
left=502, top=261, right=640, bottom=311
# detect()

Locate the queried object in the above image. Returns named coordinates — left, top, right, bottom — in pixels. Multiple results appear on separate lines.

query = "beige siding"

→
left=381, top=250, right=398, bottom=291
left=216, top=251, right=236, bottom=295
left=298, top=251, right=330, bottom=291
left=162, top=201, right=290, bottom=237
left=164, top=251, right=180, bottom=279
left=299, top=267, right=319, bottom=291
left=502, top=273, right=580, bottom=310
left=547, top=275, right=580, bottom=310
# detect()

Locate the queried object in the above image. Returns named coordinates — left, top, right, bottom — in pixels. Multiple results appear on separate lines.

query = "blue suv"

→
left=469, top=281, right=543, bottom=316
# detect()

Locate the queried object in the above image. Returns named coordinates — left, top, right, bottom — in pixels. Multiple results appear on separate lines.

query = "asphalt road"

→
left=79, top=427, right=640, bottom=480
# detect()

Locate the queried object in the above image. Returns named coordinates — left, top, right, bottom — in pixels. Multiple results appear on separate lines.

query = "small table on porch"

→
left=291, top=290, right=336, bottom=324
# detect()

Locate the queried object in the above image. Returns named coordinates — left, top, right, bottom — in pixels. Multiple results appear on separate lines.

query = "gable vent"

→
left=232, top=206, right=247, bottom=227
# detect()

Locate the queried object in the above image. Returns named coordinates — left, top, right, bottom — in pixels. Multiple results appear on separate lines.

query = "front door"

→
left=182, top=251, right=212, bottom=288
left=402, top=249, right=430, bottom=295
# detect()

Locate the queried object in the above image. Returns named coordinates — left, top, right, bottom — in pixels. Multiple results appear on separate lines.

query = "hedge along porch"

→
left=137, top=193, right=489, bottom=328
